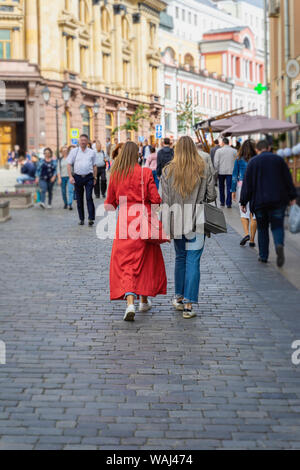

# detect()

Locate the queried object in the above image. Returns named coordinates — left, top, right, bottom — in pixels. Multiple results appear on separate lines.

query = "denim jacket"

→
left=231, top=158, right=248, bottom=192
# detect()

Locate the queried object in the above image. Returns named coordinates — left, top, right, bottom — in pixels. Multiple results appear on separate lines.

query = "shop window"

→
left=62, top=111, right=70, bottom=146
left=82, top=107, right=92, bottom=140
left=105, top=112, right=114, bottom=140
left=0, top=30, right=11, bottom=59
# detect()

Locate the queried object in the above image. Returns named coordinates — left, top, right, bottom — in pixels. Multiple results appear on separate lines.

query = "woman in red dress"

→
left=104, top=142, right=167, bottom=321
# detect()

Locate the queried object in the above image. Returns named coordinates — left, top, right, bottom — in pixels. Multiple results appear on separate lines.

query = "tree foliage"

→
left=176, top=98, right=203, bottom=134
left=112, top=104, right=149, bottom=136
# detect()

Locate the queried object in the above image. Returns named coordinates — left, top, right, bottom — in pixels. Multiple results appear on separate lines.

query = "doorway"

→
left=0, top=123, right=16, bottom=167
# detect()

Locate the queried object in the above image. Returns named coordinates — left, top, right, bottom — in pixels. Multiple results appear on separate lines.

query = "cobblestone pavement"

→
left=1, top=190, right=300, bottom=450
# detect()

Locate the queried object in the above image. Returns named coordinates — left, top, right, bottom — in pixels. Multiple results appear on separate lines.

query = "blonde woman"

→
left=161, top=136, right=216, bottom=319
left=104, top=142, right=167, bottom=321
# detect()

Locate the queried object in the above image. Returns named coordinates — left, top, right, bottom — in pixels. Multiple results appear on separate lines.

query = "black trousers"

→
left=94, top=166, right=107, bottom=198
left=74, top=173, right=95, bottom=222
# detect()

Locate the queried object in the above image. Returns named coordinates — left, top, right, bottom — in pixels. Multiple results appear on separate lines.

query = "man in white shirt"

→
left=214, top=137, right=237, bottom=208
left=67, top=134, right=97, bottom=226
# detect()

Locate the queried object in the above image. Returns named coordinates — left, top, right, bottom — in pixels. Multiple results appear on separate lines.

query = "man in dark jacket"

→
left=17, top=157, right=36, bottom=183
left=156, top=138, right=174, bottom=178
left=240, top=140, right=297, bottom=267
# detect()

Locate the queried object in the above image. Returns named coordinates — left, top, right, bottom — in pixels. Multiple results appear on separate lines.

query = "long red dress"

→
left=104, top=164, right=167, bottom=301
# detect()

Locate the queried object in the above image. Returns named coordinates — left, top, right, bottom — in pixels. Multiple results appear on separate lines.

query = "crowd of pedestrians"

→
left=12, top=131, right=298, bottom=321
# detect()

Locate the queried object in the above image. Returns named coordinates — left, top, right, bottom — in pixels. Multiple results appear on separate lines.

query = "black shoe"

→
left=102, top=194, right=106, bottom=199
left=249, top=242, right=256, bottom=248
left=276, top=244, right=285, bottom=268
left=69, top=205, right=73, bottom=211
left=88, top=220, right=94, bottom=227
left=221, top=204, right=225, bottom=207
left=240, top=235, right=250, bottom=246
left=258, top=257, right=268, bottom=263
left=78, top=220, right=84, bottom=226
left=227, top=206, right=232, bottom=209
left=64, top=204, right=68, bottom=209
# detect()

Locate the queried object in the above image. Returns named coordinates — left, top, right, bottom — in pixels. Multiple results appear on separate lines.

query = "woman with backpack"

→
left=231, top=139, right=257, bottom=247
left=161, top=136, right=216, bottom=319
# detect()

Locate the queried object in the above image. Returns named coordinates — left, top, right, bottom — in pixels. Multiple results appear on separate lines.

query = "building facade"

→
left=159, top=1, right=265, bottom=139
left=268, top=0, right=300, bottom=186
left=0, top=0, right=166, bottom=166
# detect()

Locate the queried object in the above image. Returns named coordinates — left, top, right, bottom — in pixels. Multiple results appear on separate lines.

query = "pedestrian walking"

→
left=94, top=141, right=108, bottom=199
left=240, top=140, right=297, bottom=267
left=214, top=137, right=237, bottom=208
left=156, top=138, right=174, bottom=179
left=145, top=145, right=159, bottom=189
left=36, top=147, right=57, bottom=209
left=57, top=145, right=74, bottom=210
left=231, top=139, right=257, bottom=247
left=161, top=136, right=216, bottom=319
left=142, top=139, right=151, bottom=165
left=210, top=139, right=220, bottom=167
left=104, top=141, right=167, bottom=322
left=67, top=134, right=97, bottom=227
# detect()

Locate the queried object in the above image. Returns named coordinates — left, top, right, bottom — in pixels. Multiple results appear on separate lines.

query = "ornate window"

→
left=0, top=30, right=11, bottom=59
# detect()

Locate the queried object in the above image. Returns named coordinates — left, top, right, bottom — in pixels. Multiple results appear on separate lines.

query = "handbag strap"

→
left=141, top=163, right=145, bottom=205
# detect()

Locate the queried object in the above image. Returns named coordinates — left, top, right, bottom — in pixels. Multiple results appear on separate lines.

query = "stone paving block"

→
left=0, top=192, right=299, bottom=450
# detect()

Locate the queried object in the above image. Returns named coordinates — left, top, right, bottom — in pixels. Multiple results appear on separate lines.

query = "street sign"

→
left=284, top=100, right=300, bottom=118
left=70, top=128, right=80, bottom=139
left=155, top=124, right=163, bottom=139
left=138, top=136, right=145, bottom=143
left=71, top=138, right=79, bottom=145
left=254, top=83, right=268, bottom=95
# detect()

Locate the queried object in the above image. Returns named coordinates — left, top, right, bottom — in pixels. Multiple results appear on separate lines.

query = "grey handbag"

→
left=203, top=202, right=227, bottom=235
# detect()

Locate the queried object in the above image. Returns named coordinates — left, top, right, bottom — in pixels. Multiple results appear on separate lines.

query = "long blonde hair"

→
left=164, top=136, right=205, bottom=199
left=110, top=141, right=138, bottom=182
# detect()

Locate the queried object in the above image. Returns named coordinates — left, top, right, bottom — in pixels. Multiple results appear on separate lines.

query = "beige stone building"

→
left=0, top=0, right=166, bottom=165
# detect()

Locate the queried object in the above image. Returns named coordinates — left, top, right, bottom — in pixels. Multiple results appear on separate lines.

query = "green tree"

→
left=176, top=98, right=203, bottom=134
left=112, top=104, right=149, bottom=136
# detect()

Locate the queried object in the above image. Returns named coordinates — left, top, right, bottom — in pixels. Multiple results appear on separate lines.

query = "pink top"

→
left=145, top=152, right=157, bottom=171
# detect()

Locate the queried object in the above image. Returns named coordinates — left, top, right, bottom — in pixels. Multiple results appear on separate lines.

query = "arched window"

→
left=101, top=7, right=110, bottom=33
left=243, top=37, right=251, bottom=50
left=184, top=53, right=194, bottom=68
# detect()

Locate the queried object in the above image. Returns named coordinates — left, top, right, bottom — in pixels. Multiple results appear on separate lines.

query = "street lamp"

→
left=42, top=84, right=71, bottom=158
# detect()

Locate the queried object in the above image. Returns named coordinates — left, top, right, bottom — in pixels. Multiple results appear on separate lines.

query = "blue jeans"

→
left=174, top=234, right=205, bottom=304
left=40, top=180, right=54, bottom=205
left=61, top=176, right=74, bottom=206
left=255, top=206, right=286, bottom=261
left=218, top=174, right=232, bottom=207
left=152, top=170, right=159, bottom=190
left=17, top=175, right=35, bottom=184
left=74, top=173, right=95, bottom=222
